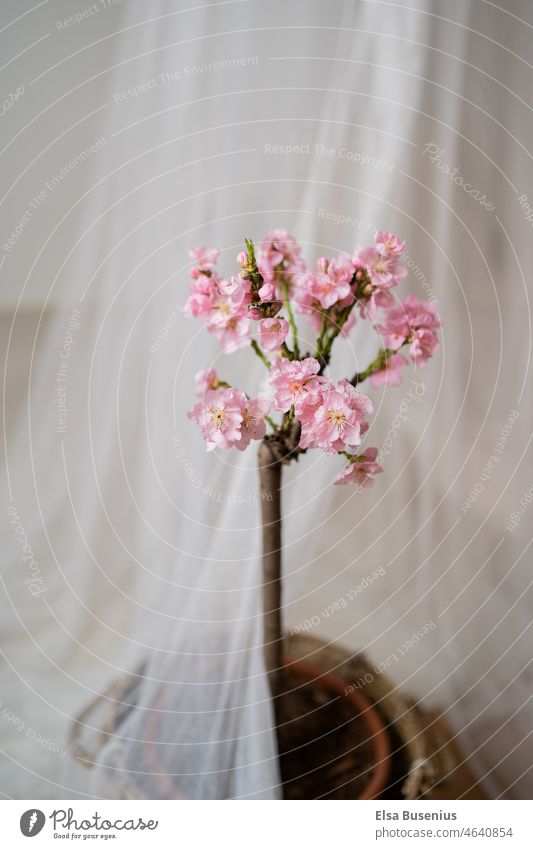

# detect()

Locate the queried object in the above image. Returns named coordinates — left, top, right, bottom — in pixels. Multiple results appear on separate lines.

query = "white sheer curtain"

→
left=1, top=0, right=532, bottom=799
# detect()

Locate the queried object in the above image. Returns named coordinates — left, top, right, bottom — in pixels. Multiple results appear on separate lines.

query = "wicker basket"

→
left=69, top=634, right=454, bottom=799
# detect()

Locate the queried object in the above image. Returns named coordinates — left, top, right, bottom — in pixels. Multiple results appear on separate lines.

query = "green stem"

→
left=280, top=342, right=296, bottom=361
left=251, top=339, right=271, bottom=370
left=265, top=415, right=277, bottom=431
left=281, top=280, right=300, bottom=359
left=243, top=238, right=267, bottom=300
left=339, top=449, right=366, bottom=462
left=314, top=271, right=362, bottom=369
left=281, top=406, right=295, bottom=432
left=350, top=348, right=395, bottom=386
left=325, top=300, right=356, bottom=349
left=314, top=313, right=330, bottom=367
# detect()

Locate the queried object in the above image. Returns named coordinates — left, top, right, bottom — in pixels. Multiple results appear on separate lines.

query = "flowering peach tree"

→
left=185, top=230, right=440, bottom=700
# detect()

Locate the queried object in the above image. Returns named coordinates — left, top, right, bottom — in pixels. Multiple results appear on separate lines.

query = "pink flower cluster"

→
left=268, top=357, right=372, bottom=456
left=256, top=229, right=305, bottom=292
left=184, top=248, right=253, bottom=353
left=184, top=234, right=300, bottom=353
left=292, top=230, right=409, bottom=336
left=188, top=369, right=269, bottom=451
left=376, top=295, right=441, bottom=365
left=185, top=229, right=440, bottom=487
left=354, top=231, right=407, bottom=320
left=295, top=253, right=356, bottom=333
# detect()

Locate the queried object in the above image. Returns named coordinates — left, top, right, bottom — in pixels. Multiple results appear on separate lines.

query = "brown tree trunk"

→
left=258, top=440, right=284, bottom=705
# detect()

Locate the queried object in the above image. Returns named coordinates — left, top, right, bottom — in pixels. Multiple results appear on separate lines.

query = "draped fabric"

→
left=1, top=0, right=532, bottom=799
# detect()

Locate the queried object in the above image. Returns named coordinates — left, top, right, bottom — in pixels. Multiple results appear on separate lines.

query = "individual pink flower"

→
left=334, top=448, right=383, bottom=487
left=335, top=379, right=373, bottom=429
left=187, top=387, right=243, bottom=451
left=220, top=275, right=251, bottom=311
left=375, top=231, right=405, bottom=257
left=355, top=246, right=407, bottom=290
left=375, top=295, right=440, bottom=364
left=194, top=368, right=220, bottom=397
left=269, top=357, right=321, bottom=413
left=209, top=313, right=251, bottom=353
left=300, top=388, right=358, bottom=452
left=299, top=380, right=373, bottom=454
left=188, top=246, right=219, bottom=277
left=409, top=327, right=439, bottom=364
left=233, top=393, right=270, bottom=450
left=183, top=286, right=215, bottom=318
left=258, top=317, right=289, bottom=352
left=369, top=353, right=408, bottom=388
left=327, top=253, right=355, bottom=283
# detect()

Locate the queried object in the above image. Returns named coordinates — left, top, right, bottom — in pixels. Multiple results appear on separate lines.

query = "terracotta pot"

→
left=284, top=655, right=392, bottom=799
left=70, top=652, right=392, bottom=800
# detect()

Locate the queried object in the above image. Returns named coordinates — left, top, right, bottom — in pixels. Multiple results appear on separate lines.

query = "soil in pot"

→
left=277, top=665, right=389, bottom=799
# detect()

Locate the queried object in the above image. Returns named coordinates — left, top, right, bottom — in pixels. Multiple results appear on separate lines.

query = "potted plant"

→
left=185, top=230, right=440, bottom=799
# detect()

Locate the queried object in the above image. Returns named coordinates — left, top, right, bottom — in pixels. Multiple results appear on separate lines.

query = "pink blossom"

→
left=187, top=388, right=243, bottom=451
left=355, top=246, right=407, bottom=289
left=269, top=357, right=321, bottom=413
left=184, top=270, right=253, bottom=352
left=376, top=295, right=440, bottom=364
left=409, top=327, right=439, bottom=364
left=259, top=317, right=289, bottom=352
left=188, top=387, right=269, bottom=451
left=186, top=232, right=440, bottom=490
left=369, top=353, right=408, bottom=388
left=183, top=267, right=220, bottom=317
left=299, top=380, right=373, bottom=454
left=297, top=254, right=354, bottom=310
left=257, top=229, right=304, bottom=288
left=220, top=275, right=251, bottom=311
left=188, top=246, right=219, bottom=277
left=375, top=231, right=405, bottom=257
left=183, top=286, right=215, bottom=318
left=334, top=448, right=383, bottom=487
left=194, top=368, right=220, bottom=397
left=209, top=313, right=251, bottom=353
left=300, top=388, right=358, bottom=452
left=233, top=393, right=270, bottom=450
